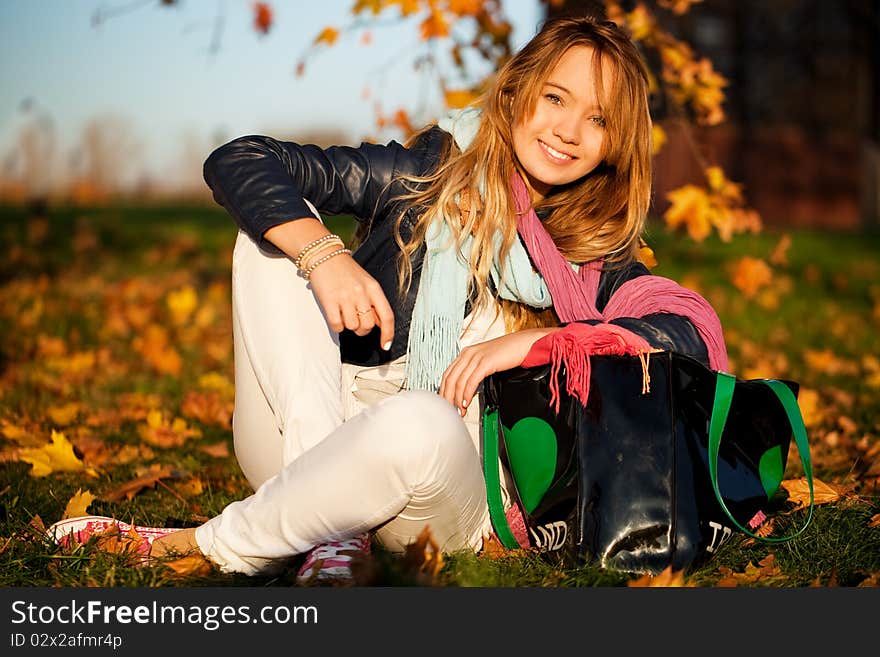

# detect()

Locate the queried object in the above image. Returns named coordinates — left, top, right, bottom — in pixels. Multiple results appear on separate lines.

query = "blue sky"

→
left=0, top=0, right=544, bottom=192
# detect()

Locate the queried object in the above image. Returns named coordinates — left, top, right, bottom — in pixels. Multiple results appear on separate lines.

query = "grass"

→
left=0, top=203, right=877, bottom=588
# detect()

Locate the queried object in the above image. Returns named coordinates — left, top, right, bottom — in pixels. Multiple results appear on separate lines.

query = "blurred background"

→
left=1, top=0, right=877, bottom=232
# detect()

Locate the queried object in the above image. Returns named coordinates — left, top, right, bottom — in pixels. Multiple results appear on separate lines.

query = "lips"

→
left=538, top=140, right=576, bottom=162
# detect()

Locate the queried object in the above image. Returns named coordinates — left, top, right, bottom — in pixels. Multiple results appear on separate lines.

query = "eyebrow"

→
left=544, top=81, right=571, bottom=95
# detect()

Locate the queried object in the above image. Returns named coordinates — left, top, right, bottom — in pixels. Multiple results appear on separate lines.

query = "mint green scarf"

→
left=404, top=108, right=556, bottom=391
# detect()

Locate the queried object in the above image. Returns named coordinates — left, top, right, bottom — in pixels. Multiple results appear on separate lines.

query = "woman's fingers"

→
left=308, top=254, right=395, bottom=344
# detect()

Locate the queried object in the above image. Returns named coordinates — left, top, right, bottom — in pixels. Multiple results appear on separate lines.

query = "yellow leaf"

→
left=625, top=4, right=656, bottom=41
left=46, top=402, right=81, bottom=427
left=19, top=430, right=88, bottom=478
left=166, top=285, right=198, bottom=325
left=0, top=420, right=44, bottom=447
left=62, top=489, right=97, bottom=520
left=197, top=372, right=235, bottom=399
left=651, top=123, right=667, bottom=155
left=796, top=388, right=824, bottom=428
left=664, top=184, right=712, bottom=242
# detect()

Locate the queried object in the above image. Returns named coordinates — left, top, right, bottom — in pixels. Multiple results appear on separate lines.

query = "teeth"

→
left=541, top=141, right=572, bottom=160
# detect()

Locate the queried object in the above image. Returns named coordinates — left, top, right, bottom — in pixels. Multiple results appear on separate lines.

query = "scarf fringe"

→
left=534, top=323, right=654, bottom=413
left=404, top=314, right=460, bottom=392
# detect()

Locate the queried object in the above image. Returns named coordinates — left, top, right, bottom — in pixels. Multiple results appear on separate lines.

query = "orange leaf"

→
left=138, top=410, right=201, bottom=448
left=198, top=441, right=230, bottom=459
left=181, top=390, right=232, bottom=428
left=479, top=532, right=510, bottom=559
left=252, top=2, right=273, bottom=35
left=868, top=514, right=880, bottom=529
left=769, top=233, right=792, bottom=266
left=420, top=9, right=450, bottom=40
left=627, top=564, right=691, bottom=587
left=730, top=256, right=772, bottom=298
left=443, top=88, right=479, bottom=109
left=314, top=26, right=340, bottom=46
left=100, top=464, right=177, bottom=502
left=781, top=477, right=843, bottom=511
left=448, top=0, right=481, bottom=16
left=401, top=526, right=444, bottom=582
left=163, top=554, right=213, bottom=577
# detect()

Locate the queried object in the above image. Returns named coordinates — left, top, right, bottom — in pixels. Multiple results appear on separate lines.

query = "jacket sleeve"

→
left=202, top=134, right=418, bottom=254
left=596, top=262, right=711, bottom=366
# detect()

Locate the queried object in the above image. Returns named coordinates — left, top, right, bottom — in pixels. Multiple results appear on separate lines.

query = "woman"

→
left=49, top=15, right=724, bottom=583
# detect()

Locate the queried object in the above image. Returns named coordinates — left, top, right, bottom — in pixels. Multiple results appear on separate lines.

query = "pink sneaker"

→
left=296, top=534, right=371, bottom=585
left=47, top=515, right=182, bottom=558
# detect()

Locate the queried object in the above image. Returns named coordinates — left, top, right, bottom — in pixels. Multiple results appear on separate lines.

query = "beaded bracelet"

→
left=298, top=237, right=345, bottom=272
left=294, top=233, right=343, bottom=270
left=303, top=247, right=352, bottom=280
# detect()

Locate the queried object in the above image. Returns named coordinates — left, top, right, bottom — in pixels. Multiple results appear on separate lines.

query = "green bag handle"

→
left=709, top=373, right=815, bottom=542
left=482, top=408, right=526, bottom=550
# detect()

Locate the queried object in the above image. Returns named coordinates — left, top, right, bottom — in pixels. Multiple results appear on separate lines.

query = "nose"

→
left=552, top=110, right=580, bottom=145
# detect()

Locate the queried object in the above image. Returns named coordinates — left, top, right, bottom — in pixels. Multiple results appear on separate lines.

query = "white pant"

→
left=194, top=230, right=501, bottom=575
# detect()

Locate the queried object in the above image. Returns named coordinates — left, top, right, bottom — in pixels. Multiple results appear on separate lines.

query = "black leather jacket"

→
left=203, top=127, right=709, bottom=367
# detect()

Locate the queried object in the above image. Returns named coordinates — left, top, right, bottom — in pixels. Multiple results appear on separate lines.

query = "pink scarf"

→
left=510, top=173, right=729, bottom=409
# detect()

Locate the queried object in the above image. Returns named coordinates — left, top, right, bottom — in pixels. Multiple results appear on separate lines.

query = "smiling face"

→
left=511, top=45, right=611, bottom=202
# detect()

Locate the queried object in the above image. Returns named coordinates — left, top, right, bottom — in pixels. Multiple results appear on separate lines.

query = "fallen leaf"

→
left=628, top=564, right=691, bottom=587
left=858, top=573, right=880, bottom=587
left=46, top=402, right=81, bottom=426
left=198, top=441, right=229, bottom=459
left=163, top=554, right=213, bottom=577
left=769, top=233, right=792, bottom=266
left=868, top=514, right=880, bottom=529
left=174, top=478, right=204, bottom=498
left=181, top=390, right=232, bottom=428
left=401, top=526, right=444, bottom=583
left=100, top=464, right=177, bottom=502
left=0, top=419, right=45, bottom=447
left=18, top=430, right=94, bottom=478
left=62, top=489, right=97, bottom=520
left=731, top=256, right=773, bottom=298
left=781, top=477, right=844, bottom=511
left=479, top=533, right=510, bottom=559
left=138, top=410, right=201, bottom=448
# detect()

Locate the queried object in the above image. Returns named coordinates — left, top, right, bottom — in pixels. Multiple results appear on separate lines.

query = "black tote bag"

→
left=481, top=351, right=814, bottom=574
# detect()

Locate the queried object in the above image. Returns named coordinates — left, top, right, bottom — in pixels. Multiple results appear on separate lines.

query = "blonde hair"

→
left=393, top=15, right=653, bottom=331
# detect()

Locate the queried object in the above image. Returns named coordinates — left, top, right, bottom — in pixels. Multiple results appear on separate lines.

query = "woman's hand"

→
left=439, top=327, right=559, bottom=416
left=307, top=254, right=395, bottom=350
left=265, top=218, right=395, bottom=350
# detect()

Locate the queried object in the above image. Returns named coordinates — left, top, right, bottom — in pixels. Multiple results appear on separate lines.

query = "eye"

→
left=589, top=115, right=607, bottom=128
left=544, top=93, right=562, bottom=105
